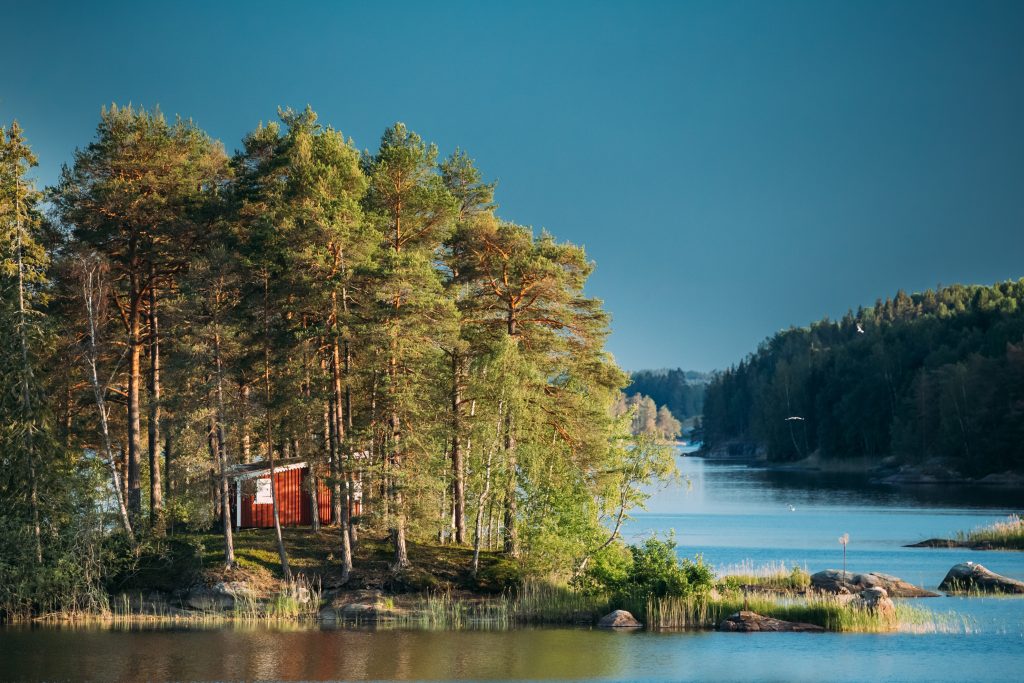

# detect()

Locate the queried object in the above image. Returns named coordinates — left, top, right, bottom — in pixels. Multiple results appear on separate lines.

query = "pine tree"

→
left=363, top=123, right=458, bottom=567
left=0, top=121, right=51, bottom=564
left=52, top=105, right=228, bottom=530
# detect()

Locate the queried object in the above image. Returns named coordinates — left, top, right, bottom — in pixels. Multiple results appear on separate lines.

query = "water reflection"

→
left=0, top=625, right=631, bottom=681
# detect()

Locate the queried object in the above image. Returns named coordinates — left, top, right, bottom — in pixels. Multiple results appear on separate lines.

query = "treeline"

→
left=0, top=107, right=675, bottom=616
left=612, top=392, right=682, bottom=440
left=703, top=282, right=1024, bottom=476
left=627, top=369, right=708, bottom=421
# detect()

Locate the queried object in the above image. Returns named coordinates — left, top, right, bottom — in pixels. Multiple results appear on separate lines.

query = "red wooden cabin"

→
left=227, top=458, right=362, bottom=529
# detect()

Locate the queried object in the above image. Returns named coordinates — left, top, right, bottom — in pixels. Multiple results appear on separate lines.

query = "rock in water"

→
left=811, top=569, right=939, bottom=597
left=718, top=611, right=824, bottom=632
left=852, top=587, right=896, bottom=621
left=939, top=562, right=1024, bottom=594
left=598, top=610, right=642, bottom=628
left=185, top=585, right=235, bottom=611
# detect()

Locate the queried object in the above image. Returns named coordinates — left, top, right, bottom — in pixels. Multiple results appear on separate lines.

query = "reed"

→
left=716, top=560, right=811, bottom=591
left=645, top=592, right=934, bottom=632
left=384, top=579, right=611, bottom=629
left=956, top=514, right=1024, bottom=549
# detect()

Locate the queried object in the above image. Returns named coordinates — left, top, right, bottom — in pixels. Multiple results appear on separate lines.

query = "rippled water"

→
left=2, top=452, right=1022, bottom=682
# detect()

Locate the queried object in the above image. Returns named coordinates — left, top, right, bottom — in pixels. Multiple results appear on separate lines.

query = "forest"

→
left=702, top=282, right=1024, bottom=476
left=0, top=106, right=676, bottom=617
left=612, top=391, right=683, bottom=441
left=627, top=368, right=708, bottom=422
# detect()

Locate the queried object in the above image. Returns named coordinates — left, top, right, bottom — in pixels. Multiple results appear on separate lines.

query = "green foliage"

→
left=717, top=561, right=811, bottom=591
left=703, top=282, right=1024, bottom=475
left=583, top=537, right=713, bottom=602
left=956, top=514, right=1024, bottom=550
left=627, top=369, right=709, bottom=421
left=2, top=106, right=678, bottom=619
left=646, top=591, right=909, bottom=632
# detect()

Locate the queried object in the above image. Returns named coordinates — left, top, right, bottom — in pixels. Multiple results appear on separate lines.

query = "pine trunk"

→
left=214, top=329, right=235, bottom=567
left=127, top=282, right=143, bottom=524
left=240, top=383, right=251, bottom=463
left=451, top=353, right=467, bottom=544
left=264, top=274, right=291, bottom=581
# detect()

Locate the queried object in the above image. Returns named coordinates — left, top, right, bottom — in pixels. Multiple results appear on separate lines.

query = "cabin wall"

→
left=232, top=467, right=360, bottom=528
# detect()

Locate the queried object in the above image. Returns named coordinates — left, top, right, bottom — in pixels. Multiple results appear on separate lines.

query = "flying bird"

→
left=785, top=416, right=805, bottom=421
left=856, top=323, right=865, bottom=334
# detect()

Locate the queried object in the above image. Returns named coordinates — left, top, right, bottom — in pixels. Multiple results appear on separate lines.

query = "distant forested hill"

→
left=702, top=281, right=1024, bottom=476
left=627, top=369, right=710, bottom=420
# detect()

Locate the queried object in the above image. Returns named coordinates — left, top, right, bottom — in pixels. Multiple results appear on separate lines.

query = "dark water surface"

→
left=2, top=453, right=1022, bottom=682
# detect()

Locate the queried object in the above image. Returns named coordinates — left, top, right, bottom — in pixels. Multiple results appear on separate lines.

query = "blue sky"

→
left=4, top=0, right=1023, bottom=371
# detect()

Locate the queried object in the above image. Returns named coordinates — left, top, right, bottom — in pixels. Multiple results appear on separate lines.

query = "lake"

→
left=3, top=452, right=1022, bottom=682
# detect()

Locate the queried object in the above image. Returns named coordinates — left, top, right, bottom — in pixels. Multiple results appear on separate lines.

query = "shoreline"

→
left=693, top=447, right=1024, bottom=488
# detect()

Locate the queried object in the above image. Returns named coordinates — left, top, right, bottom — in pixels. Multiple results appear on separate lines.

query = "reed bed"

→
left=27, top=575, right=323, bottom=627
left=957, top=514, right=1024, bottom=549
left=645, top=592, right=957, bottom=633
left=716, top=560, right=811, bottom=591
left=21, top=576, right=964, bottom=634
left=382, top=579, right=612, bottom=630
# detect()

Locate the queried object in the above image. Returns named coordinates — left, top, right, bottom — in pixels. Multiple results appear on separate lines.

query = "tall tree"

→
left=364, top=123, right=457, bottom=567
left=270, top=107, right=371, bottom=581
left=451, top=221, right=613, bottom=557
left=53, top=105, right=228, bottom=529
left=0, top=121, right=51, bottom=563
left=441, top=149, right=496, bottom=545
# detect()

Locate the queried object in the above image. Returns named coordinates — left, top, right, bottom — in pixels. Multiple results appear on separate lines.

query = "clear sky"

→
left=3, top=0, right=1023, bottom=371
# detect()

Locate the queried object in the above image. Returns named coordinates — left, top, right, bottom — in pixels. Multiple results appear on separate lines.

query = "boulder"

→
left=939, top=562, right=1024, bottom=594
left=597, top=610, right=642, bottom=628
left=851, top=587, right=896, bottom=620
left=318, top=589, right=407, bottom=624
left=185, top=585, right=235, bottom=611
left=811, top=569, right=939, bottom=597
left=718, top=611, right=824, bottom=632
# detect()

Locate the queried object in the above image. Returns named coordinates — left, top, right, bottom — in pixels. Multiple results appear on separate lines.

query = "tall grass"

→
left=512, top=579, right=612, bottom=624
left=716, top=561, right=811, bottom=591
left=646, top=592, right=901, bottom=632
left=381, top=579, right=612, bottom=630
left=956, top=514, right=1024, bottom=549
left=374, top=578, right=956, bottom=634
left=29, top=575, right=323, bottom=626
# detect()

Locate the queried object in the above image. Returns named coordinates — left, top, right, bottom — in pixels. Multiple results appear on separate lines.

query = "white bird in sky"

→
left=856, top=323, right=865, bottom=334
left=785, top=416, right=805, bottom=421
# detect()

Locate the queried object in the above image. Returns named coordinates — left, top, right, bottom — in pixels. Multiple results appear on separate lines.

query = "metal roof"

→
left=225, top=458, right=307, bottom=481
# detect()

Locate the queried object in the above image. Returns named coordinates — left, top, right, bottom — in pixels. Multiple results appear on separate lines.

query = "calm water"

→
left=2, top=452, right=1022, bottom=682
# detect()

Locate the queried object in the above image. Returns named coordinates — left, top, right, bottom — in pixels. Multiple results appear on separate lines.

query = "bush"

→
left=583, top=536, right=713, bottom=602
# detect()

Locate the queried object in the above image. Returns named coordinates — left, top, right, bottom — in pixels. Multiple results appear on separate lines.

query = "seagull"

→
left=788, top=504, right=796, bottom=512
left=785, top=416, right=805, bottom=421
left=856, top=323, right=865, bottom=334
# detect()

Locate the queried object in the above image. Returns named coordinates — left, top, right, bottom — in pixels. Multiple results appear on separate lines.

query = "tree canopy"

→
left=0, top=107, right=677, bottom=618
left=703, top=282, right=1024, bottom=476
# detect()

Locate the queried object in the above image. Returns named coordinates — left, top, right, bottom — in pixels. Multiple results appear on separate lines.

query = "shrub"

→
left=584, top=536, right=713, bottom=602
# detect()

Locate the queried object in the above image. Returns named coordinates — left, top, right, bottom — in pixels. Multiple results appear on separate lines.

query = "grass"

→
left=644, top=592, right=961, bottom=633
left=111, top=528, right=520, bottom=595
left=332, top=577, right=960, bottom=634
left=334, top=579, right=612, bottom=630
left=23, top=530, right=971, bottom=633
left=716, top=560, right=811, bottom=591
left=31, top=574, right=323, bottom=626
left=955, top=514, right=1024, bottom=550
